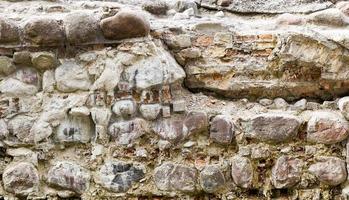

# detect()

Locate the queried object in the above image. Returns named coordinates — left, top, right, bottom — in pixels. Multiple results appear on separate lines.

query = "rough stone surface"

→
left=307, top=111, right=349, bottom=144
left=308, top=157, right=347, bottom=186
left=231, top=156, right=253, bottom=188
left=210, top=115, right=234, bottom=144
left=55, top=61, right=91, bottom=92
left=31, top=52, right=58, bottom=70
left=2, top=162, right=39, bottom=196
left=47, top=161, right=91, bottom=194
left=24, top=18, right=65, bottom=45
left=100, top=10, right=150, bottom=40
left=0, top=17, right=19, bottom=43
left=244, top=113, right=302, bottom=143
left=199, top=165, right=226, bottom=193
left=272, top=156, right=302, bottom=188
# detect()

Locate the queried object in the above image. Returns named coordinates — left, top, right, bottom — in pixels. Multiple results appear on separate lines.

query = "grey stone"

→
left=0, top=119, right=9, bottom=140
left=0, top=17, right=20, bottom=43
left=30, top=120, right=52, bottom=143
left=338, top=97, right=349, bottom=120
left=109, top=118, right=149, bottom=145
left=154, top=162, right=198, bottom=192
left=8, top=115, right=36, bottom=144
left=272, top=156, right=302, bottom=188
left=24, top=18, right=65, bottom=45
left=244, top=113, right=302, bottom=143
left=174, top=0, right=199, bottom=15
left=31, top=52, right=58, bottom=70
left=0, top=77, right=38, bottom=97
left=250, top=145, right=271, bottom=159
left=172, top=100, right=186, bottom=112
left=210, top=115, right=234, bottom=144
left=0, top=56, right=16, bottom=75
left=2, top=162, right=39, bottom=196
left=231, top=156, right=253, bottom=188
left=307, top=111, right=349, bottom=144
left=56, top=115, right=93, bottom=143
left=308, top=157, right=347, bottom=186
left=259, top=98, right=273, bottom=106
left=274, top=98, right=288, bottom=109
left=100, top=10, right=150, bottom=40
left=47, top=161, right=91, bottom=194
left=199, top=165, right=225, bottom=193
left=307, top=8, right=347, bottom=26
left=142, top=0, right=168, bottom=15
left=96, top=160, right=145, bottom=192
left=112, top=99, right=136, bottom=119
left=139, top=104, right=161, bottom=120
left=64, top=12, right=99, bottom=44
left=55, top=61, right=91, bottom=92
left=162, top=105, right=171, bottom=118
left=153, top=119, right=184, bottom=142
left=292, top=99, right=307, bottom=111
left=42, top=70, right=55, bottom=92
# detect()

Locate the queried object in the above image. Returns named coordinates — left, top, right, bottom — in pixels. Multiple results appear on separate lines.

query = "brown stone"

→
left=100, top=10, right=150, bottom=40
left=183, top=111, right=208, bottom=137
left=64, top=12, right=99, bottom=44
left=0, top=17, right=20, bottom=43
left=24, top=18, right=65, bottom=45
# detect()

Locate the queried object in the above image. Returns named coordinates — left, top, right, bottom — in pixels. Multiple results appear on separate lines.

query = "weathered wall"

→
left=1, top=0, right=349, bottom=199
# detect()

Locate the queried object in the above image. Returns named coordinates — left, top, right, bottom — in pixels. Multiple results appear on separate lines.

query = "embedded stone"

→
left=30, top=120, right=52, bottom=143
left=47, top=161, right=91, bottom=194
left=96, top=160, right=145, bottom=193
left=199, top=165, right=226, bottom=193
left=210, top=115, right=234, bottom=144
left=231, top=156, right=253, bottom=188
left=42, top=70, right=55, bottom=92
left=31, top=52, right=58, bottom=70
left=154, top=162, right=197, bottom=192
left=167, top=34, right=192, bottom=49
left=337, top=1, right=349, bottom=16
left=307, top=111, right=349, bottom=144
left=0, top=119, right=9, bottom=140
left=24, top=18, right=65, bottom=45
left=13, top=51, right=32, bottom=65
left=0, top=17, right=19, bottom=43
left=0, top=78, right=39, bottom=96
left=217, top=0, right=231, bottom=7
left=308, top=157, right=347, bottom=186
left=154, top=119, right=184, bottom=142
left=179, top=47, right=201, bottom=59
left=338, top=97, right=349, bottom=120
left=276, top=13, right=304, bottom=25
left=100, top=10, right=150, bottom=40
left=307, top=8, right=347, bottom=26
left=183, top=111, right=208, bottom=137
left=7, top=115, right=35, bottom=144
left=172, top=100, right=186, bottom=112
left=112, top=99, right=136, bottom=118
left=2, top=162, right=39, bottom=196
left=0, top=56, right=16, bottom=75
left=244, top=113, right=302, bottom=143
left=64, top=12, right=99, bottom=44
left=139, top=104, right=161, bottom=120
left=69, top=106, right=90, bottom=117
left=174, top=0, right=198, bottom=15
left=142, top=0, right=168, bottom=15
left=272, top=156, right=302, bottom=188
left=55, top=61, right=91, bottom=92
left=56, top=115, right=93, bottom=143
left=109, top=118, right=149, bottom=145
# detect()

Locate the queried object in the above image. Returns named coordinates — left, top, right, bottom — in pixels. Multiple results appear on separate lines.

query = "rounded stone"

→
left=183, top=111, right=208, bottom=137
left=96, top=160, right=145, bottom=193
left=231, top=156, right=253, bottom=188
left=47, top=161, right=91, bottom=194
left=0, top=17, right=20, bottom=43
left=276, top=13, right=304, bottom=25
left=244, top=113, right=302, bottom=143
left=307, top=111, right=349, bottom=144
left=2, top=162, right=39, bottom=196
left=108, top=118, right=149, bottom=145
left=210, top=115, right=234, bottom=144
left=308, top=157, right=347, bottom=186
left=64, top=12, right=99, bottom=44
left=0, top=56, right=16, bottom=75
left=55, top=61, right=91, bottom=92
left=142, top=1, right=168, bottom=15
left=31, top=52, right=58, bottom=70
left=100, top=10, right=150, bottom=40
left=24, top=18, right=65, bottom=45
left=8, top=115, right=35, bottom=144
left=272, top=156, right=302, bottom=188
left=307, top=8, right=347, bottom=26
left=199, top=165, right=226, bottom=193
left=139, top=104, right=161, bottom=120
left=112, top=99, right=137, bottom=118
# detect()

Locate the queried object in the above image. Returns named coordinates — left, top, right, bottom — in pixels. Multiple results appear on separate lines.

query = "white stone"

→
left=55, top=61, right=91, bottom=92
left=139, top=104, right=161, bottom=120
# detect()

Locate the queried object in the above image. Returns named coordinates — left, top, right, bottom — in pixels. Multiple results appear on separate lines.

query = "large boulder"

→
left=100, top=10, right=150, bottom=40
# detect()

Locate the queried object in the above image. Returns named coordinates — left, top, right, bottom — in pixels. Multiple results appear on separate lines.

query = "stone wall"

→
left=1, top=0, right=349, bottom=199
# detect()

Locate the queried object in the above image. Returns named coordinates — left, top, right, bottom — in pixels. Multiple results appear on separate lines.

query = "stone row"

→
left=0, top=9, right=150, bottom=47
left=3, top=154, right=347, bottom=197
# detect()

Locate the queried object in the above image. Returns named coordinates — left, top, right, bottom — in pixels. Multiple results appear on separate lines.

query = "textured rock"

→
left=210, top=115, right=234, bottom=144
left=112, top=99, right=136, bottom=118
left=0, top=119, right=9, bottom=140
left=154, top=162, right=198, bottom=192
left=13, top=51, right=32, bottom=65
left=231, top=156, right=253, bottom=188
left=0, top=56, right=16, bottom=75
left=153, top=119, right=184, bottom=142
left=47, top=161, right=91, bottom=194
left=244, top=113, right=302, bottom=143
left=307, top=111, right=349, bottom=144
left=307, top=8, right=347, bottom=26
left=276, top=13, right=305, bottom=25
left=2, top=162, right=39, bottom=196
left=109, top=118, right=149, bottom=145
left=142, top=1, right=168, bottom=15
left=96, top=160, right=145, bottom=192
left=7, top=115, right=35, bottom=144
left=100, top=10, right=150, bottom=40
left=0, top=17, right=19, bottom=43
left=31, top=52, right=58, bottom=70
left=56, top=115, right=93, bottom=143
left=308, top=157, right=347, bottom=186
left=199, top=165, right=226, bottom=193
left=139, top=104, right=161, bottom=120
left=24, top=18, right=65, bottom=45
left=272, top=156, right=302, bottom=188
left=55, top=61, right=91, bottom=92
left=338, top=97, right=349, bottom=120
left=64, top=12, right=99, bottom=44
left=183, top=111, right=208, bottom=137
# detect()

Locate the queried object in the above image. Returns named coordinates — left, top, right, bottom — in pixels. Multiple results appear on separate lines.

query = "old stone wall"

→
left=1, top=0, right=349, bottom=199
